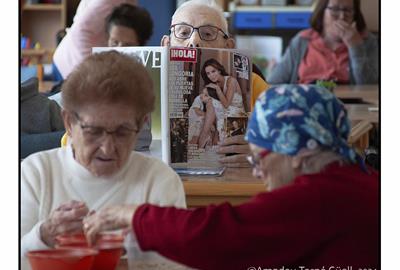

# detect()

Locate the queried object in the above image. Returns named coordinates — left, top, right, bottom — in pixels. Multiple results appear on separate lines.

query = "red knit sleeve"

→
left=132, top=185, right=326, bottom=270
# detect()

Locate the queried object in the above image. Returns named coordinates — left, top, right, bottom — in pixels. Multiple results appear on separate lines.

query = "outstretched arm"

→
left=83, top=185, right=327, bottom=270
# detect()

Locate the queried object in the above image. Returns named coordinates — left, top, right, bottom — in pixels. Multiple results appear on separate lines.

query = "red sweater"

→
left=133, top=163, right=379, bottom=270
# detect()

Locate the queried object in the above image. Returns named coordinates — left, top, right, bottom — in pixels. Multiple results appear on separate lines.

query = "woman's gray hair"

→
left=62, top=50, right=155, bottom=121
left=262, top=149, right=348, bottom=191
left=173, top=0, right=228, bottom=33
left=297, top=150, right=348, bottom=175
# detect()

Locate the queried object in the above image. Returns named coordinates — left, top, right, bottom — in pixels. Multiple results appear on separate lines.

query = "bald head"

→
left=161, top=0, right=235, bottom=49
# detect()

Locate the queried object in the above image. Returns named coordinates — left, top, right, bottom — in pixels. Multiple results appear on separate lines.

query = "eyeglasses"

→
left=246, top=149, right=271, bottom=168
left=170, top=23, right=229, bottom=41
left=326, top=6, right=354, bottom=17
left=72, top=112, right=139, bottom=144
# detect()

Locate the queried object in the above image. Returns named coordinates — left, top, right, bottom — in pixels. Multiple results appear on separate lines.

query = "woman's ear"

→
left=136, top=114, right=148, bottom=131
left=161, top=35, right=170, bottom=46
left=62, top=110, right=73, bottom=136
left=291, top=155, right=303, bottom=170
left=291, top=149, right=317, bottom=169
left=225, top=37, right=235, bottom=49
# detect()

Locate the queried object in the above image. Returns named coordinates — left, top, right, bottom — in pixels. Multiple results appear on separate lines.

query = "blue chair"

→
left=21, top=130, right=65, bottom=159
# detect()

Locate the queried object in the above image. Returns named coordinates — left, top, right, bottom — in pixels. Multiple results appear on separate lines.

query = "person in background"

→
left=83, top=85, right=378, bottom=270
left=201, top=58, right=246, bottom=115
left=161, top=0, right=270, bottom=167
left=52, top=1, right=154, bottom=150
left=105, top=3, right=153, bottom=47
left=21, top=77, right=64, bottom=134
left=21, top=51, right=186, bottom=258
left=195, top=58, right=247, bottom=148
left=53, top=0, right=153, bottom=79
left=20, top=77, right=66, bottom=158
left=267, top=0, right=378, bottom=85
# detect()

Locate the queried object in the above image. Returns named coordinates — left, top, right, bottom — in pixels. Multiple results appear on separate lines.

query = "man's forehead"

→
left=172, top=5, right=225, bottom=29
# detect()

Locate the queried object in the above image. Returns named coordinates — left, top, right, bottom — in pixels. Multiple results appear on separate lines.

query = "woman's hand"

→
left=40, top=200, right=89, bottom=247
left=217, top=135, right=251, bottom=167
left=83, top=204, right=137, bottom=246
left=333, top=20, right=363, bottom=48
left=206, top=83, right=222, bottom=93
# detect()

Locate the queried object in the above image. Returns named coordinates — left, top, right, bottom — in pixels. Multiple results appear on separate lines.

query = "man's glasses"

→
left=246, top=149, right=271, bottom=168
left=72, top=112, right=139, bottom=144
left=170, top=23, right=229, bottom=41
left=326, top=6, right=354, bottom=18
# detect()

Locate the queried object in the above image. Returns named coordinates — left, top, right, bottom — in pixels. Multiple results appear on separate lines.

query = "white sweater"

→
left=21, top=146, right=186, bottom=256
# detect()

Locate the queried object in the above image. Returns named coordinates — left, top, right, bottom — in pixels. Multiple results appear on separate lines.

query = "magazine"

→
left=93, top=46, right=252, bottom=175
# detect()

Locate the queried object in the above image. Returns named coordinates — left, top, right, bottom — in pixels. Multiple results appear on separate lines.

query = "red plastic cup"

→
left=56, top=233, right=124, bottom=270
left=27, top=248, right=98, bottom=270
left=56, top=233, right=124, bottom=247
left=91, top=242, right=124, bottom=270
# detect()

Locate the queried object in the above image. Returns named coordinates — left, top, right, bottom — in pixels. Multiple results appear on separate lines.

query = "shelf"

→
left=23, top=4, right=63, bottom=11
left=230, top=4, right=315, bottom=12
left=21, top=48, right=55, bottom=57
left=22, top=49, right=46, bottom=57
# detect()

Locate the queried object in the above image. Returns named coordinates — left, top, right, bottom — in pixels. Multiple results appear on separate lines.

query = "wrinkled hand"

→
left=40, top=200, right=89, bottom=247
left=333, top=20, right=363, bottom=48
left=217, top=135, right=251, bottom=168
left=83, top=204, right=137, bottom=246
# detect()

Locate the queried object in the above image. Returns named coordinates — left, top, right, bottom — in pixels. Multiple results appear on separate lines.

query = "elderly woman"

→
left=20, top=51, right=186, bottom=256
left=267, top=0, right=378, bottom=85
left=83, top=85, right=378, bottom=269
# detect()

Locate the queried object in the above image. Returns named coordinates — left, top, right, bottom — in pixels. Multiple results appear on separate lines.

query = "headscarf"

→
left=245, top=84, right=360, bottom=163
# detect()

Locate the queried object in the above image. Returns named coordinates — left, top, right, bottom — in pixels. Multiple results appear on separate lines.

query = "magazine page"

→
left=92, top=46, right=168, bottom=143
left=166, top=47, right=252, bottom=170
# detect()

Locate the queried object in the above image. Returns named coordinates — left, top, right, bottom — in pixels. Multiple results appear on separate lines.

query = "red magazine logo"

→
left=170, top=48, right=197, bottom=62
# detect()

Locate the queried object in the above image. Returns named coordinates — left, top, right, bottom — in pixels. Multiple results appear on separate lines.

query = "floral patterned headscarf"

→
left=245, top=84, right=359, bottom=163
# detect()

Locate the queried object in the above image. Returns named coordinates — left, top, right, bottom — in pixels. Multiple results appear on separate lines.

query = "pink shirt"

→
left=53, top=0, right=137, bottom=79
left=297, top=29, right=349, bottom=84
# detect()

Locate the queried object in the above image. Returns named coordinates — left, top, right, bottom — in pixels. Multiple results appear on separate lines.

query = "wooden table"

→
left=334, top=85, right=379, bottom=150
left=334, top=84, right=379, bottom=105
left=182, top=168, right=265, bottom=208
left=346, top=104, right=379, bottom=124
left=116, top=258, right=192, bottom=270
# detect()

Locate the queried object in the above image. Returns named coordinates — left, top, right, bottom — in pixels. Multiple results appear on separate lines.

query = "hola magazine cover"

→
left=92, top=46, right=252, bottom=174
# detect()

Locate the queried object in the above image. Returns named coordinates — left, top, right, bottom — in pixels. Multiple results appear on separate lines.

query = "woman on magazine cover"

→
left=200, top=58, right=246, bottom=116
left=188, top=58, right=247, bottom=148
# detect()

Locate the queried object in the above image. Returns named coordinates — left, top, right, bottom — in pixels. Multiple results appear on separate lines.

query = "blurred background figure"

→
left=20, top=77, right=65, bottom=158
left=51, top=0, right=154, bottom=150
left=267, top=0, right=378, bottom=85
left=53, top=0, right=153, bottom=79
